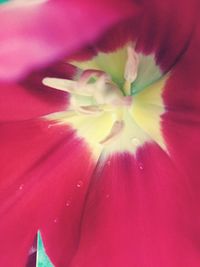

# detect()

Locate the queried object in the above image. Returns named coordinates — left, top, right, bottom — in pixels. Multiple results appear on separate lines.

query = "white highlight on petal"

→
left=138, top=163, right=144, bottom=170
left=65, top=200, right=71, bottom=207
left=19, top=184, right=24, bottom=190
left=76, top=180, right=84, bottom=188
left=53, top=218, right=58, bottom=223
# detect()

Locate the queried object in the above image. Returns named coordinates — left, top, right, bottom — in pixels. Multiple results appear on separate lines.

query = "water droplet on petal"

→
left=131, top=138, right=140, bottom=146
left=76, top=180, right=83, bottom=188
left=19, top=184, right=24, bottom=190
left=65, top=200, right=71, bottom=207
left=106, top=194, right=110, bottom=199
left=53, top=218, right=58, bottom=223
left=138, top=163, right=144, bottom=170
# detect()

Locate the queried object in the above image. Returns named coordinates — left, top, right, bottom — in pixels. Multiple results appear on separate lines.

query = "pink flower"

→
left=0, top=0, right=200, bottom=267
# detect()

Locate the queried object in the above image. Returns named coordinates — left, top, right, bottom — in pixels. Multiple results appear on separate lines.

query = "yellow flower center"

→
left=43, top=45, right=169, bottom=159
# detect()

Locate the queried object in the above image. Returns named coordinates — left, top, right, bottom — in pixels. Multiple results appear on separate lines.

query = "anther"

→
left=123, top=45, right=139, bottom=95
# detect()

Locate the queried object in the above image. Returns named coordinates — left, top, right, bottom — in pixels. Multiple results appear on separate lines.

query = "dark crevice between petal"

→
left=26, top=235, right=37, bottom=267
left=158, top=24, right=197, bottom=76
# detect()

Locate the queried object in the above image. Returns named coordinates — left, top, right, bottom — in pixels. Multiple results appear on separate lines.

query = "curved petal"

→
left=0, top=119, right=97, bottom=266
left=0, top=0, right=137, bottom=81
left=68, top=147, right=200, bottom=267
left=162, top=16, right=200, bottom=201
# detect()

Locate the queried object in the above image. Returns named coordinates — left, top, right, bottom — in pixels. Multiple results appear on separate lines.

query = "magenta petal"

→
left=69, top=148, right=200, bottom=267
left=40, top=146, right=96, bottom=266
left=0, top=119, right=96, bottom=266
left=162, top=18, right=200, bottom=202
left=0, top=119, right=69, bottom=266
left=0, top=0, right=137, bottom=81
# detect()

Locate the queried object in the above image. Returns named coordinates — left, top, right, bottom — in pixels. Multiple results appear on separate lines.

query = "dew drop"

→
left=106, top=194, right=110, bottom=199
left=53, top=218, right=58, bottom=223
left=131, top=138, right=140, bottom=146
left=138, top=163, right=144, bottom=170
left=65, top=200, right=71, bottom=207
left=76, top=180, right=83, bottom=188
left=19, top=184, right=24, bottom=190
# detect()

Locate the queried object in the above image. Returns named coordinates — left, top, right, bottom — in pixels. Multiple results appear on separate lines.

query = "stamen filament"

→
left=123, top=45, right=139, bottom=95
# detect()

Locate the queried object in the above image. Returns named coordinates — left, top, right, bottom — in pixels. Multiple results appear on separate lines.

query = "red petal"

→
left=40, top=148, right=97, bottom=266
left=0, top=119, right=96, bottom=266
left=69, top=147, right=200, bottom=267
left=162, top=16, right=200, bottom=204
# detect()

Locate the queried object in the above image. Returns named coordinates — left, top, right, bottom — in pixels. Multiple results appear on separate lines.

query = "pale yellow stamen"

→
left=42, top=77, right=92, bottom=97
left=43, top=73, right=128, bottom=108
left=123, top=45, right=139, bottom=95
